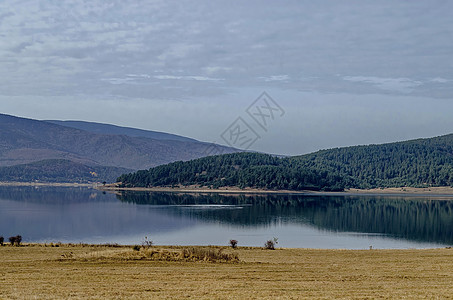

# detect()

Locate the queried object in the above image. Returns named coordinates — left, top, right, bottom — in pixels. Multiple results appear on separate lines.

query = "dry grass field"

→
left=1, top=244, right=453, bottom=299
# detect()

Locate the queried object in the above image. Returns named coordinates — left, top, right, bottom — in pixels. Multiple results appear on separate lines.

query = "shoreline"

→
left=1, top=242, right=452, bottom=250
left=0, top=181, right=97, bottom=188
left=1, top=181, right=453, bottom=196
left=98, top=185, right=453, bottom=196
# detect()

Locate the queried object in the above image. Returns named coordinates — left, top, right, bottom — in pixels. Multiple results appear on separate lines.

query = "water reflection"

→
left=117, top=192, right=453, bottom=245
left=0, top=186, right=452, bottom=248
left=0, top=187, right=197, bottom=243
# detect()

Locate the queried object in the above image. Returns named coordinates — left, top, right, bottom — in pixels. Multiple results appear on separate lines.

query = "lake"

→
left=0, top=186, right=452, bottom=249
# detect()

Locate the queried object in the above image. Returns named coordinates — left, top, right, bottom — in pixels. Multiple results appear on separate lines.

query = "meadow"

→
left=1, top=244, right=453, bottom=299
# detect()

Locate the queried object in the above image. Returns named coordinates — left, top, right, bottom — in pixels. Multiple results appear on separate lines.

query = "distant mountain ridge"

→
left=47, top=120, right=197, bottom=142
left=118, top=133, right=453, bottom=191
left=0, top=113, right=239, bottom=183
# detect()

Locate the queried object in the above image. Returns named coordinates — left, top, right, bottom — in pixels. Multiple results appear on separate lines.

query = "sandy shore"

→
left=2, top=181, right=453, bottom=195
left=0, top=181, right=97, bottom=188
left=346, top=186, right=453, bottom=194
left=99, top=185, right=313, bottom=195
left=98, top=184, right=453, bottom=196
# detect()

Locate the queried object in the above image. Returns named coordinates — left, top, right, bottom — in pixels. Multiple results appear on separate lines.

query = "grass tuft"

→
left=179, top=247, right=239, bottom=262
left=59, top=246, right=240, bottom=263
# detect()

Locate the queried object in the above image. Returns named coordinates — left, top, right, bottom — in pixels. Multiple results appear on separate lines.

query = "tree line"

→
left=118, top=133, right=453, bottom=190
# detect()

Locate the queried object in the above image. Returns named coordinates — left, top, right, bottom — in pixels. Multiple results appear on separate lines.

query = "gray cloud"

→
left=342, top=76, right=423, bottom=93
left=1, top=0, right=453, bottom=154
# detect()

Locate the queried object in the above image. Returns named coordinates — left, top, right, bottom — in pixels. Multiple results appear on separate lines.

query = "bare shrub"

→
left=9, top=235, right=22, bottom=246
left=264, top=237, right=278, bottom=250
left=142, top=236, right=153, bottom=248
left=229, top=239, right=238, bottom=249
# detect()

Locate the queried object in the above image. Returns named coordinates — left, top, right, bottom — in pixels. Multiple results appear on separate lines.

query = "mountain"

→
left=0, top=113, right=239, bottom=183
left=0, top=159, right=130, bottom=183
left=47, top=120, right=197, bottom=142
left=291, top=133, right=453, bottom=189
left=118, top=134, right=453, bottom=190
left=117, top=152, right=346, bottom=191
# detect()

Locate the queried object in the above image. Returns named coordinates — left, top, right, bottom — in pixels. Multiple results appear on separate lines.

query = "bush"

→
left=229, top=239, right=238, bottom=249
left=142, top=236, right=153, bottom=248
left=132, top=245, right=140, bottom=251
left=264, top=237, right=278, bottom=250
left=9, top=235, right=22, bottom=246
left=0, top=236, right=4, bottom=246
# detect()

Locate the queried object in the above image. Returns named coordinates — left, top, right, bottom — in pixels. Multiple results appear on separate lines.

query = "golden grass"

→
left=59, top=246, right=240, bottom=263
left=1, top=244, right=453, bottom=299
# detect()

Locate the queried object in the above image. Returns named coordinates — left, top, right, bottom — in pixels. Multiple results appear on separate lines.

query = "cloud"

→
left=1, top=0, right=452, bottom=100
left=1, top=0, right=453, bottom=154
left=258, top=75, right=290, bottom=82
left=430, top=77, right=452, bottom=83
left=157, top=44, right=203, bottom=61
left=203, top=66, right=232, bottom=75
left=342, top=76, right=423, bottom=93
left=154, top=75, right=223, bottom=81
left=101, top=78, right=137, bottom=85
left=126, top=74, right=151, bottom=79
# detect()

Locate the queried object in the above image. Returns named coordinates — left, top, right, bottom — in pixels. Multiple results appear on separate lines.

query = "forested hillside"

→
left=292, top=134, right=453, bottom=189
left=0, top=159, right=130, bottom=183
left=118, top=134, right=453, bottom=191
left=117, top=152, right=345, bottom=191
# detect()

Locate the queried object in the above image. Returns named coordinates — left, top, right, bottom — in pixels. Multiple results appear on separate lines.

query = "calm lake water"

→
left=0, top=186, right=452, bottom=249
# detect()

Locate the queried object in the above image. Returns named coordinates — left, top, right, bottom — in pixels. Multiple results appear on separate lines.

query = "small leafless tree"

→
left=229, top=239, right=238, bottom=249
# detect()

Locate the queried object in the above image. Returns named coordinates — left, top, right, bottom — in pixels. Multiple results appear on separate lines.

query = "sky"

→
left=1, top=0, right=453, bottom=155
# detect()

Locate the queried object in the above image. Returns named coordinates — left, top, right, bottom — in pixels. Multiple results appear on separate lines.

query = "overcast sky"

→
left=1, top=0, right=453, bottom=155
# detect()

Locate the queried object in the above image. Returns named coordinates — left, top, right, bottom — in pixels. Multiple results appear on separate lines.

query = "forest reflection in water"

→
left=117, top=191, right=453, bottom=245
left=0, top=186, right=452, bottom=247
